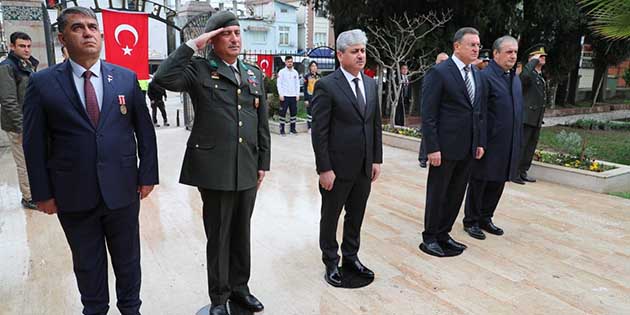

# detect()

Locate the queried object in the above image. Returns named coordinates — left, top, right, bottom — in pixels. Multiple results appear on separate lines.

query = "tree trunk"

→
left=591, top=65, right=607, bottom=106
left=548, top=81, right=558, bottom=109
left=567, top=60, right=580, bottom=105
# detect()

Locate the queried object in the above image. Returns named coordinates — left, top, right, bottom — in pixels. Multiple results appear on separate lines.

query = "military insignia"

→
left=211, top=71, right=220, bottom=79
left=254, top=97, right=260, bottom=109
left=120, top=105, right=128, bottom=115
left=247, top=69, right=255, bottom=76
left=247, top=70, right=259, bottom=87
left=209, top=60, right=218, bottom=68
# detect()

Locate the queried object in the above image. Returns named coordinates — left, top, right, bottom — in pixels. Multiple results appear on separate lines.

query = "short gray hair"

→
left=57, top=7, right=97, bottom=33
left=453, top=27, right=479, bottom=43
left=492, top=35, right=518, bottom=53
left=336, top=29, right=367, bottom=52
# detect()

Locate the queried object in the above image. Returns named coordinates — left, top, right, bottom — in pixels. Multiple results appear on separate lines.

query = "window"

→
left=279, top=26, right=289, bottom=46
left=314, top=32, right=327, bottom=46
left=281, top=8, right=288, bottom=13
left=250, top=31, right=267, bottom=43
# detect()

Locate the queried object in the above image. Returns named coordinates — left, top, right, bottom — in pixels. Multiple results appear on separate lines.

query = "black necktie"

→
left=353, top=77, right=366, bottom=115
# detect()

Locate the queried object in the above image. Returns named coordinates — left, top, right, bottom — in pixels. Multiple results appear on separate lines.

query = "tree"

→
left=519, top=0, right=587, bottom=107
left=580, top=0, right=630, bottom=39
left=588, top=36, right=630, bottom=104
left=366, top=12, right=452, bottom=127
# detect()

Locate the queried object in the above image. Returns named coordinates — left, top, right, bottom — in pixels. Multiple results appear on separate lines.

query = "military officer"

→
left=153, top=11, right=270, bottom=315
left=516, top=45, right=547, bottom=184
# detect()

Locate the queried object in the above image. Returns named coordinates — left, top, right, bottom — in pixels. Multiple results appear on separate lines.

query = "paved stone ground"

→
left=543, top=109, right=630, bottom=126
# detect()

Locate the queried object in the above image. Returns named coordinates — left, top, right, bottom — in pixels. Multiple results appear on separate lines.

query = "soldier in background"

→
left=516, top=45, right=547, bottom=184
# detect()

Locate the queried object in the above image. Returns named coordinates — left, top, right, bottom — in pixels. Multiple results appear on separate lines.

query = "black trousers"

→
left=519, top=125, right=541, bottom=174
left=422, top=157, right=473, bottom=243
left=319, top=172, right=372, bottom=267
left=279, top=96, right=298, bottom=133
left=418, top=139, right=427, bottom=163
left=58, top=199, right=141, bottom=315
left=463, top=178, right=506, bottom=227
left=394, top=99, right=406, bottom=126
left=150, top=100, right=168, bottom=123
left=199, top=187, right=258, bottom=305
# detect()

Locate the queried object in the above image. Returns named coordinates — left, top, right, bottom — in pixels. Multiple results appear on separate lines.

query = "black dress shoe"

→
left=521, top=174, right=536, bottom=182
left=324, top=265, right=343, bottom=287
left=419, top=160, right=427, bottom=168
left=229, top=292, right=264, bottom=312
left=342, top=259, right=375, bottom=278
left=512, top=177, right=525, bottom=185
left=464, top=225, right=486, bottom=240
left=419, top=241, right=445, bottom=257
left=439, top=238, right=467, bottom=251
left=209, top=304, right=228, bottom=315
left=480, top=222, right=504, bottom=235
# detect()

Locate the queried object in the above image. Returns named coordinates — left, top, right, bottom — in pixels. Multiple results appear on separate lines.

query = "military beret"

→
left=204, top=11, right=240, bottom=33
left=479, top=49, right=491, bottom=61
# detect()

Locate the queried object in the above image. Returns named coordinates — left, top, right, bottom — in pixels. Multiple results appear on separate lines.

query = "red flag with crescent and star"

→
left=102, top=9, right=149, bottom=79
left=257, top=54, right=273, bottom=78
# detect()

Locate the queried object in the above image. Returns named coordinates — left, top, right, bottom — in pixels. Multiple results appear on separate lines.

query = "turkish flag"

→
left=102, top=9, right=149, bottom=79
left=257, top=55, right=273, bottom=78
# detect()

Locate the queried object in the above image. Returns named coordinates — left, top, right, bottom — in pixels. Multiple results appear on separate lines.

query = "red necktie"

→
left=83, top=70, right=100, bottom=126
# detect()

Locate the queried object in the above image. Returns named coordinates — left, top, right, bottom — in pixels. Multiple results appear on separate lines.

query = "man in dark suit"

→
left=153, top=11, right=270, bottom=315
left=394, top=64, right=410, bottom=126
left=420, top=27, right=486, bottom=257
left=518, top=45, right=548, bottom=184
left=418, top=52, right=449, bottom=168
left=311, top=29, right=383, bottom=286
left=22, top=7, right=158, bottom=315
left=463, top=36, right=523, bottom=240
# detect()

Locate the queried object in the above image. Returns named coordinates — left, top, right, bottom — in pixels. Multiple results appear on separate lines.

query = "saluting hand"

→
left=193, top=27, right=226, bottom=50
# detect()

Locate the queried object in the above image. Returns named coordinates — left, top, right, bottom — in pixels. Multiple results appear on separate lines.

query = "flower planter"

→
left=381, top=131, right=630, bottom=193
left=268, top=119, right=309, bottom=134
left=528, top=160, right=630, bottom=193
left=382, top=131, right=421, bottom=152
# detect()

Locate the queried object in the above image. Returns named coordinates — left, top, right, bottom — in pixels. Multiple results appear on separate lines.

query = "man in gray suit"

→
left=311, top=29, right=383, bottom=287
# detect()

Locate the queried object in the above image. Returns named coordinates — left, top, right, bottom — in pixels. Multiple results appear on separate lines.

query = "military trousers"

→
left=519, top=125, right=541, bottom=174
left=6, top=131, right=31, bottom=201
left=198, top=187, right=258, bottom=305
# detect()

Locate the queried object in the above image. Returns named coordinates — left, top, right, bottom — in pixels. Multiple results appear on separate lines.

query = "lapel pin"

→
left=107, top=74, right=113, bottom=82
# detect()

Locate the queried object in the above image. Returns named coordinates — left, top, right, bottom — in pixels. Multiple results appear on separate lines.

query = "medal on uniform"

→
left=254, top=97, right=260, bottom=109
left=118, top=95, right=127, bottom=115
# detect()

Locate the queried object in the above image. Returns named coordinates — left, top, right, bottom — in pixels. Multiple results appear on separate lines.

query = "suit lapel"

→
left=334, top=69, right=364, bottom=119
left=98, top=62, right=116, bottom=130
left=55, top=61, right=93, bottom=127
left=361, top=72, right=372, bottom=118
left=447, top=58, right=473, bottom=106
left=210, top=54, right=239, bottom=86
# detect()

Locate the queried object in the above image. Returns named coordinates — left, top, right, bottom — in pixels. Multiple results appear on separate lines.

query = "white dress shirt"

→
left=69, top=58, right=103, bottom=110
left=277, top=67, right=300, bottom=97
left=451, top=54, right=475, bottom=98
left=340, top=66, right=366, bottom=104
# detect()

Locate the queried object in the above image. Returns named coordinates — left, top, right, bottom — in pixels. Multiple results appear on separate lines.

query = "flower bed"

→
left=533, top=150, right=616, bottom=172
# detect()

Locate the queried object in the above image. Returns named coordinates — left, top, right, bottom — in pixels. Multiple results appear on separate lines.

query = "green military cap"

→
left=527, top=44, right=547, bottom=56
left=204, top=11, right=240, bottom=33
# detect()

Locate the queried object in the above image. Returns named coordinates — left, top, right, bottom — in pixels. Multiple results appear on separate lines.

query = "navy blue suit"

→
left=421, top=58, right=486, bottom=243
left=464, top=60, right=523, bottom=227
left=23, top=60, right=158, bottom=315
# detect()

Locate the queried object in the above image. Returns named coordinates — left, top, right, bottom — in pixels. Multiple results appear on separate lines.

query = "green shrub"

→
left=623, top=68, right=630, bottom=88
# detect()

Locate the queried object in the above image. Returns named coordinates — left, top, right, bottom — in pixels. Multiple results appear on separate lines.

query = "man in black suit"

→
left=311, top=29, right=383, bottom=286
left=463, top=36, right=523, bottom=240
left=418, top=52, right=449, bottom=168
left=420, top=27, right=486, bottom=257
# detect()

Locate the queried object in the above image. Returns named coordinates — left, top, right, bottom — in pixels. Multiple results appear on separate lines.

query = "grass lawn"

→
left=609, top=192, right=630, bottom=199
left=538, top=126, right=630, bottom=166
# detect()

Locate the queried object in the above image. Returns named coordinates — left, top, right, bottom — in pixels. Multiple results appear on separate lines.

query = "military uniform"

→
left=153, top=13, right=270, bottom=307
left=519, top=47, right=547, bottom=179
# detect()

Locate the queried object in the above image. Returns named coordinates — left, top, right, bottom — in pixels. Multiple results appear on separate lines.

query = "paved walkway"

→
left=1, top=119, right=629, bottom=314
left=544, top=109, right=630, bottom=126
